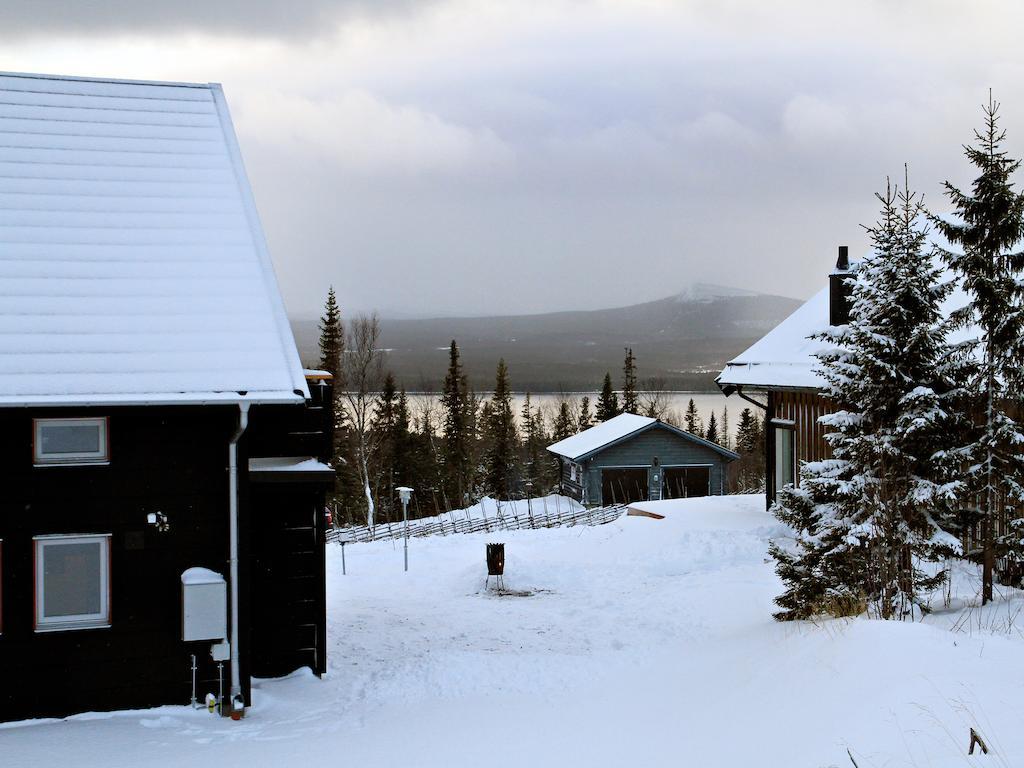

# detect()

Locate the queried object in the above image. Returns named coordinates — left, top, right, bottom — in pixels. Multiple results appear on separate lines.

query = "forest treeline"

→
left=316, top=305, right=765, bottom=526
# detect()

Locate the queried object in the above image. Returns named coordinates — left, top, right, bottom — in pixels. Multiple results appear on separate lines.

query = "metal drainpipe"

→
left=228, top=401, right=250, bottom=711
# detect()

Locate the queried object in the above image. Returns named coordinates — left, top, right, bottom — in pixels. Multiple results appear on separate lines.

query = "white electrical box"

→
left=181, top=567, right=227, bottom=642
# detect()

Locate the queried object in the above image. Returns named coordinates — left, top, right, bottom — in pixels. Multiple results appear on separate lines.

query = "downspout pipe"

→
left=228, top=401, right=250, bottom=710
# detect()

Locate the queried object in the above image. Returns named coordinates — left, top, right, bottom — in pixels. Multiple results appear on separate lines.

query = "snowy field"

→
left=5, top=495, right=1024, bottom=767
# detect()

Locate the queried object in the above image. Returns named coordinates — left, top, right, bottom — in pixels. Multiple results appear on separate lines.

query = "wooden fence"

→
left=327, top=502, right=628, bottom=544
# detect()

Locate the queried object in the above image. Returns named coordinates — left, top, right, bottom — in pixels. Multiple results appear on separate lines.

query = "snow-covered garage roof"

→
left=0, top=71, right=308, bottom=406
left=547, top=412, right=738, bottom=462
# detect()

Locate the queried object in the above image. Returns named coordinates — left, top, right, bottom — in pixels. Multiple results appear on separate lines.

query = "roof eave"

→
left=0, top=391, right=306, bottom=408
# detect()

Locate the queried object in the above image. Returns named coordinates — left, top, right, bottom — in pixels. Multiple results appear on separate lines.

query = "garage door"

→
left=663, top=466, right=710, bottom=498
left=601, top=467, right=649, bottom=505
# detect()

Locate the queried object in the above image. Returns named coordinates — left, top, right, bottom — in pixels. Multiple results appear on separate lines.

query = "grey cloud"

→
left=0, top=0, right=424, bottom=39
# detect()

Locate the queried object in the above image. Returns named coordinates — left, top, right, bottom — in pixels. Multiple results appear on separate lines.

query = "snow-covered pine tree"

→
left=578, top=396, right=593, bottom=431
left=705, top=412, right=719, bottom=445
left=931, top=93, right=1024, bottom=604
left=621, top=348, right=638, bottom=414
left=596, top=374, right=620, bottom=421
left=484, top=359, right=518, bottom=498
left=683, top=398, right=703, bottom=435
left=771, top=171, right=962, bottom=621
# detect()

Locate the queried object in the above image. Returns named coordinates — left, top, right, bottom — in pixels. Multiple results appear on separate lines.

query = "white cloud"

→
left=237, top=89, right=513, bottom=176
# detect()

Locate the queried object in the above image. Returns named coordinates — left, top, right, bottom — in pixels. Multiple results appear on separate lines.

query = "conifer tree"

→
left=621, top=348, right=638, bottom=414
left=484, top=359, right=518, bottom=498
left=578, top=396, right=593, bottom=431
left=318, top=286, right=343, bottom=378
left=734, top=407, right=765, bottom=492
left=318, top=287, right=345, bottom=496
left=683, top=398, right=703, bottom=435
left=441, top=341, right=472, bottom=507
left=596, top=373, right=620, bottom=421
left=372, top=372, right=399, bottom=521
left=771, top=172, right=962, bottom=620
left=704, top=412, right=719, bottom=445
left=552, top=401, right=574, bottom=442
left=720, top=406, right=731, bottom=450
left=931, top=93, right=1024, bottom=604
left=521, top=393, right=543, bottom=491
left=736, top=408, right=759, bottom=454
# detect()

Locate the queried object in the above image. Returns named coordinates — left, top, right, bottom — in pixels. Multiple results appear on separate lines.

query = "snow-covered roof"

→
left=717, top=260, right=976, bottom=392
left=716, top=286, right=830, bottom=390
left=0, top=71, right=308, bottom=407
left=547, top=412, right=739, bottom=462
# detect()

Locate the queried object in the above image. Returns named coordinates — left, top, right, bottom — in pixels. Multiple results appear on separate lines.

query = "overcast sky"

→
left=3, top=0, right=1023, bottom=318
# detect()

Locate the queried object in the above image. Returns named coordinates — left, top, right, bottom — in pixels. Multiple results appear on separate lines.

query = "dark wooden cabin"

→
left=0, top=72, right=334, bottom=722
left=547, top=413, right=739, bottom=506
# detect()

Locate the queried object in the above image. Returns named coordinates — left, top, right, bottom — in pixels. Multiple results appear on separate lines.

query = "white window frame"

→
left=34, top=534, right=112, bottom=632
left=33, top=417, right=109, bottom=466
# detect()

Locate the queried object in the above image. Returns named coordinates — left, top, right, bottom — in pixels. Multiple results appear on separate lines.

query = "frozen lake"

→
left=406, top=391, right=762, bottom=441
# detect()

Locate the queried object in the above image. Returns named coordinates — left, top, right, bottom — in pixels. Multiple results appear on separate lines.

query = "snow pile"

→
left=5, top=494, right=1024, bottom=767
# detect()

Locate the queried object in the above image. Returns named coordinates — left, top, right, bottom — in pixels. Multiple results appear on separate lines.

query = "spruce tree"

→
left=931, top=93, right=1024, bottom=604
left=720, top=406, right=730, bottom=450
left=683, top=398, right=703, bottom=435
left=552, top=401, right=574, bottom=442
left=734, top=407, right=766, bottom=492
left=771, top=172, right=962, bottom=620
left=736, top=408, right=759, bottom=454
left=372, top=372, right=399, bottom=521
left=318, top=286, right=343, bottom=378
left=578, top=396, right=593, bottom=431
left=596, top=373, right=620, bottom=421
left=621, top=348, right=638, bottom=414
left=521, top=393, right=543, bottom=491
left=318, top=287, right=345, bottom=493
left=705, top=412, right=719, bottom=444
left=484, top=359, right=518, bottom=498
left=441, top=341, right=472, bottom=507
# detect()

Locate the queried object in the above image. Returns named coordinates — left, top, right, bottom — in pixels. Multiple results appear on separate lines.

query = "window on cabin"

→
left=34, top=535, right=111, bottom=631
left=774, top=424, right=796, bottom=490
left=33, top=418, right=109, bottom=465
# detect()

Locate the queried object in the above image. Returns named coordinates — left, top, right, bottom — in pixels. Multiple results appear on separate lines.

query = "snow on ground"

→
left=5, top=494, right=1024, bottom=767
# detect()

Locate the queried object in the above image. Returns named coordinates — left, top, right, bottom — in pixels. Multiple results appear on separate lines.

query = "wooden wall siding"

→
left=773, top=390, right=833, bottom=467
left=0, top=406, right=241, bottom=721
left=766, top=389, right=834, bottom=505
left=580, top=427, right=730, bottom=505
left=558, top=459, right=585, bottom=503
left=248, top=485, right=327, bottom=678
left=0, top=391, right=332, bottom=723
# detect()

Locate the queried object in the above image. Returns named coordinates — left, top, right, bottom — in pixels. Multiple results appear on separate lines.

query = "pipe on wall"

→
left=228, top=401, right=250, bottom=711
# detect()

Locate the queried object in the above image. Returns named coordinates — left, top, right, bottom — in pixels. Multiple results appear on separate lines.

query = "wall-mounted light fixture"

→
left=147, top=511, right=170, bottom=533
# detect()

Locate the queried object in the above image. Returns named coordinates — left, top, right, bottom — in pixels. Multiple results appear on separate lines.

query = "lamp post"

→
left=396, top=486, right=413, bottom=572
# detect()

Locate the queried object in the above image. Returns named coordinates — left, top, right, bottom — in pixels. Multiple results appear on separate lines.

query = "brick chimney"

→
left=828, top=245, right=853, bottom=326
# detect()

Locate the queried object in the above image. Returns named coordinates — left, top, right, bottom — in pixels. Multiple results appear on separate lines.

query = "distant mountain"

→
left=291, top=285, right=801, bottom=392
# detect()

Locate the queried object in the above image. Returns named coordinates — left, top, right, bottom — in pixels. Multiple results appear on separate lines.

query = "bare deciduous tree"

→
left=339, top=314, right=385, bottom=528
left=638, top=376, right=671, bottom=419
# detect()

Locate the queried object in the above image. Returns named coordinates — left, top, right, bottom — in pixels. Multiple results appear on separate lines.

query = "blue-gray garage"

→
left=548, top=413, right=739, bottom=506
